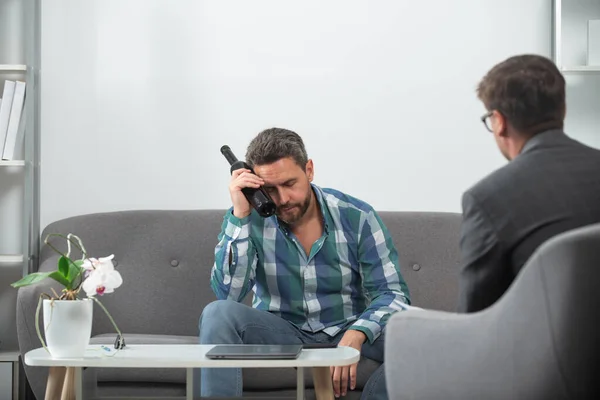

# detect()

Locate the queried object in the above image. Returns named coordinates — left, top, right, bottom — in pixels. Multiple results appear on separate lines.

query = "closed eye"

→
left=264, top=179, right=296, bottom=192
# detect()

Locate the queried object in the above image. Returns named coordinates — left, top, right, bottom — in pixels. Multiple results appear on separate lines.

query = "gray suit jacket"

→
left=458, top=129, right=600, bottom=313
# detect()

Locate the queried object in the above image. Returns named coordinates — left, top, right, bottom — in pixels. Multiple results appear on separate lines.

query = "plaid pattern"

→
left=211, top=184, right=410, bottom=343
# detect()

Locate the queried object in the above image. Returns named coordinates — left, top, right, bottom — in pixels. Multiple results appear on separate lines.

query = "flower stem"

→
left=44, top=233, right=88, bottom=292
left=35, top=295, right=50, bottom=354
left=92, top=297, right=122, bottom=337
left=44, top=233, right=87, bottom=261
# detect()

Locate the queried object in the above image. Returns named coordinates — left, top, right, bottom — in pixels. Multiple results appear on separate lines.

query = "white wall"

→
left=40, top=0, right=600, bottom=229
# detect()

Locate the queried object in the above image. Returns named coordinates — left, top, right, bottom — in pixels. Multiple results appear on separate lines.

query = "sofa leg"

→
left=312, top=367, right=333, bottom=400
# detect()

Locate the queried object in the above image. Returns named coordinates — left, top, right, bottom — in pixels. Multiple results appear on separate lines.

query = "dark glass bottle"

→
left=220, top=145, right=276, bottom=218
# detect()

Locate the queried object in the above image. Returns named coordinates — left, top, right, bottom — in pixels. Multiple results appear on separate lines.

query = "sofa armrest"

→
left=384, top=301, right=567, bottom=400
left=385, top=309, right=490, bottom=400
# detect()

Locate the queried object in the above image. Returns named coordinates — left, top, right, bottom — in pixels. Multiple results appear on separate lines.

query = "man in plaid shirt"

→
left=200, top=128, right=411, bottom=399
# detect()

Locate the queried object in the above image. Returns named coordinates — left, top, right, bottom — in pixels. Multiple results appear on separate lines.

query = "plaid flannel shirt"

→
left=211, top=184, right=411, bottom=343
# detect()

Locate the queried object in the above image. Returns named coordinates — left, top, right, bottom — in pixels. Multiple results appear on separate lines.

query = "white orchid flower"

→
left=81, top=254, right=123, bottom=297
left=81, top=255, right=115, bottom=278
left=81, top=254, right=115, bottom=270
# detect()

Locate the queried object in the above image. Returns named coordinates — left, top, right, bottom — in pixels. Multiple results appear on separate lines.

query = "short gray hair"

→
left=245, top=128, right=308, bottom=170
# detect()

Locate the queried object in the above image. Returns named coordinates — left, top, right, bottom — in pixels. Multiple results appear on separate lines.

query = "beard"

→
left=276, top=188, right=312, bottom=225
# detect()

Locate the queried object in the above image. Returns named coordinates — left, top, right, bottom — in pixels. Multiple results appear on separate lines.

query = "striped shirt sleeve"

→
left=210, top=209, right=258, bottom=302
left=349, top=210, right=411, bottom=343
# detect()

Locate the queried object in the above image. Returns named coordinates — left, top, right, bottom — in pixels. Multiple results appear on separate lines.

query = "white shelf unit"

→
left=561, top=66, right=600, bottom=73
left=0, top=255, right=24, bottom=264
left=0, top=161, right=26, bottom=167
left=0, top=65, right=26, bottom=72
left=0, top=0, right=41, bottom=279
left=553, top=0, right=600, bottom=74
left=0, top=351, right=20, bottom=400
left=0, top=351, right=19, bottom=363
left=0, top=159, right=27, bottom=268
left=0, top=78, right=31, bottom=274
left=0, top=0, right=41, bottom=397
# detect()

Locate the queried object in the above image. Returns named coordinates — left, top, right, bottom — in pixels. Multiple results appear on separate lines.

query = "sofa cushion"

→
left=377, top=211, right=461, bottom=311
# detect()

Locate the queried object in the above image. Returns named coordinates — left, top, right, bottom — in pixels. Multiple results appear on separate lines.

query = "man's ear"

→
left=305, top=159, right=314, bottom=182
left=493, top=110, right=508, bottom=137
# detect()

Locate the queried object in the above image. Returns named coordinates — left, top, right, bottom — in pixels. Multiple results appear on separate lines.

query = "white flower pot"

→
left=43, top=299, right=93, bottom=358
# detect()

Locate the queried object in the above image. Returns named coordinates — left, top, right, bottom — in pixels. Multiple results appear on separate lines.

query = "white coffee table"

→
left=25, top=344, right=360, bottom=400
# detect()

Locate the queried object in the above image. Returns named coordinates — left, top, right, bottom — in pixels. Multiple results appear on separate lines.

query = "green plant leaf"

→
left=67, top=259, right=84, bottom=285
left=11, top=271, right=70, bottom=288
left=48, top=271, right=71, bottom=288
left=58, top=256, right=69, bottom=277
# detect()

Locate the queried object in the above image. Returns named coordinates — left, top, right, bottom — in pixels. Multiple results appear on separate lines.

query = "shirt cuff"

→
left=224, top=209, right=252, bottom=240
left=348, top=321, right=380, bottom=344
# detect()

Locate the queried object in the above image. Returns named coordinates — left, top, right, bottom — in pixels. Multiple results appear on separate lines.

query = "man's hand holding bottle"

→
left=229, top=168, right=265, bottom=219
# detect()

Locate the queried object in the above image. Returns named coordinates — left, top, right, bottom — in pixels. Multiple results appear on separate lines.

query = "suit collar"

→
left=520, top=129, right=569, bottom=155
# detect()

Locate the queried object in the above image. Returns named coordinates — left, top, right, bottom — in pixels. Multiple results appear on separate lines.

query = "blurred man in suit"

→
left=458, top=54, right=600, bottom=313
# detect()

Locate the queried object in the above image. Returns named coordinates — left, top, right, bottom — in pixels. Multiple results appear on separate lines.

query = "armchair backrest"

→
left=385, top=222, right=600, bottom=399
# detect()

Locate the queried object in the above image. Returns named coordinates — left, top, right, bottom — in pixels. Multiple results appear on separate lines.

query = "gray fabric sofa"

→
left=16, top=210, right=462, bottom=399
left=385, top=222, right=600, bottom=400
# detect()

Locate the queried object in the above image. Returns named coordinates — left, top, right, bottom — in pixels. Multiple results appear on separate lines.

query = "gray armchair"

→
left=385, top=223, right=600, bottom=400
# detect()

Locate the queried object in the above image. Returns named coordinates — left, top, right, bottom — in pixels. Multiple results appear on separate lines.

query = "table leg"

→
left=74, top=368, right=83, bottom=400
left=296, top=367, right=305, bottom=400
left=45, top=367, right=67, bottom=400
left=312, top=367, right=334, bottom=400
left=60, top=367, right=76, bottom=400
left=186, top=368, right=193, bottom=400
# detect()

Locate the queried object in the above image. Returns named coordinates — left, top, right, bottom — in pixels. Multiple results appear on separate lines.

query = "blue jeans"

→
left=198, top=300, right=387, bottom=399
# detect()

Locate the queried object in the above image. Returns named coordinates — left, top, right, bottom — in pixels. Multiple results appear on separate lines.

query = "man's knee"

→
left=199, top=300, right=251, bottom=335
left=201, top=299, right=245, bottom=319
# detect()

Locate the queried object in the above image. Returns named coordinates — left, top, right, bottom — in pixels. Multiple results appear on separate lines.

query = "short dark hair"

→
left=477, top=54, right=566, bottom=134
left=245, top=127, right=308, bottom=169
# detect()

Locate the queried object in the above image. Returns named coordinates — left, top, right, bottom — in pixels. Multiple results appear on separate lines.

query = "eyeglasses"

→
left=480, top=110, right=494, bottom=132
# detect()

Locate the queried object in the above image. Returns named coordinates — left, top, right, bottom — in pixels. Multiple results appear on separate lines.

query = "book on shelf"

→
left=0, top=80, right=16, bottom=156
left=2, top=80, right=26, bottom=160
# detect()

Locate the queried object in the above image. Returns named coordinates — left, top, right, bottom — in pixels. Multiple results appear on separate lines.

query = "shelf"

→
left=561, top=66, right=600, bottom=73
left=0, top=255, right=24, bottom=264
left=553, top=0, right=600, bottom=74
left=0, top=64, right=27, bottom=72
left=0, top=160, right=26, bottom=167
left=0, top=351, right=19, bottom=362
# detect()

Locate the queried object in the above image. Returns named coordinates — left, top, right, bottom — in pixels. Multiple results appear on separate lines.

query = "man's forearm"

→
left=211, top=210, right=256, bottom=301
left=351, top=291, right=409, bottom=343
